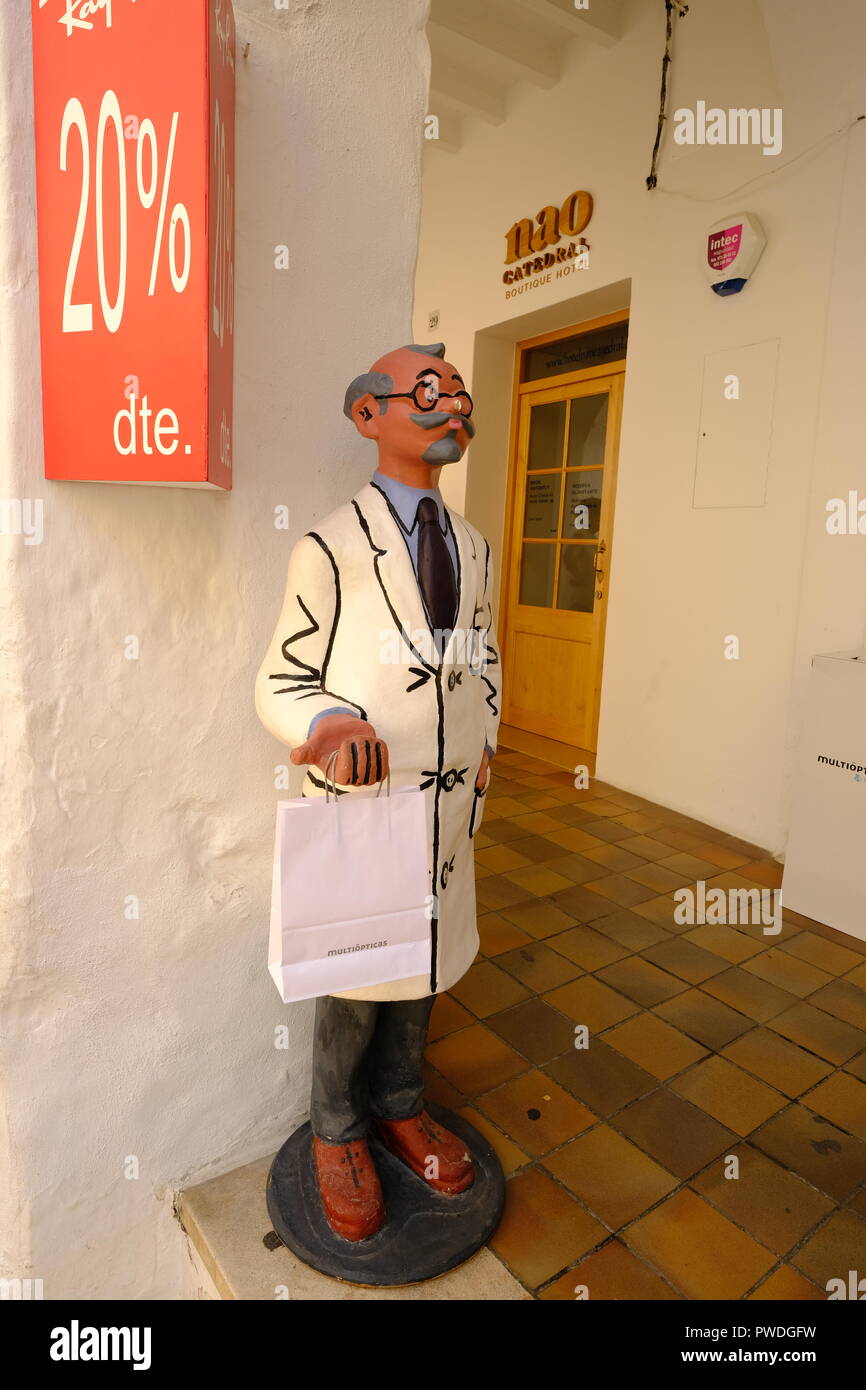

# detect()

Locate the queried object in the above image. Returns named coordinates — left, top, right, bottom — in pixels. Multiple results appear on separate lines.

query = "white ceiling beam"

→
left=429, top=61, right=508, bottom=125
left=510, top=0, right=623, bottom=46
left=421, top=105, right=463, bottom=154
left=428, top=2, right=561, bottom=87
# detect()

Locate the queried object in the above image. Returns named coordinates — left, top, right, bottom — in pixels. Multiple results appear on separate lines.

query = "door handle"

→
left=593, top=552, right=604, bottom=575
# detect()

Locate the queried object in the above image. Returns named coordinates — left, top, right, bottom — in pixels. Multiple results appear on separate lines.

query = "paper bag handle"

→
left=323, top=750, right=393, bottom=837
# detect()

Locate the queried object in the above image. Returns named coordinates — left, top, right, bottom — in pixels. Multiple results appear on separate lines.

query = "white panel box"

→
left=693, top=338, right=779, bottom=508
left=782, top=649, right=866, bottom=942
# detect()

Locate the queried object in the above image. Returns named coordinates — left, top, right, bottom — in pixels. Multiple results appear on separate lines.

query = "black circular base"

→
left=266, top=1105, right=505, bottom=1287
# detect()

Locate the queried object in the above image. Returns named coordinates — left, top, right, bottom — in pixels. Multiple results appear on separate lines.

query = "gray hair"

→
left=343, top=343, right=447, bottom=418
left=405, top=343, right=446, bottom=358
left=343, top=370, right=392, bottom=419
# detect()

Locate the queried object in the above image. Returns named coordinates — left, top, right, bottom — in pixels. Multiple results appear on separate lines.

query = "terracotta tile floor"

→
left=423, top=747, right=866, bottom=1300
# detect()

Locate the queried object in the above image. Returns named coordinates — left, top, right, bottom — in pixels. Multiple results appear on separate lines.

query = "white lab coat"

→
left=255, top=481, right=502, bottom=1000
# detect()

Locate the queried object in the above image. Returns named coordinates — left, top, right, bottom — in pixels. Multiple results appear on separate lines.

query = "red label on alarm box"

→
left=707, top=223, right=742, bottom=272
left=31, top=0, right=235, bottom=488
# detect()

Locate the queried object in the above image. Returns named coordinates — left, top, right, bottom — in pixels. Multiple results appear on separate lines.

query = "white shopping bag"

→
left=268, top=779, right=432, bottom=1003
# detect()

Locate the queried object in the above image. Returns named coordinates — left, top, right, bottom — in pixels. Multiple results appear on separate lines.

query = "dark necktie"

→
left=415, top=496, right=457, bottom=635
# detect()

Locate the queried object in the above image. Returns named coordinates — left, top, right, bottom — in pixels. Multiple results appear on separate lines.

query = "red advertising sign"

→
left=31, top=0, right=235, bottom=488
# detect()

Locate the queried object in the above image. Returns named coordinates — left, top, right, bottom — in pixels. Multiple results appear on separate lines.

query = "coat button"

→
left=447, top=671, right=456, bottom=691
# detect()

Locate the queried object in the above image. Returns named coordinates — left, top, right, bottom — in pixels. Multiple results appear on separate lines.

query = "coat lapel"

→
left=353, top=482, right=438, bottom=669
left=443, top=508, right=477, bottom=663
left=353, top=481, right=476, bottom=672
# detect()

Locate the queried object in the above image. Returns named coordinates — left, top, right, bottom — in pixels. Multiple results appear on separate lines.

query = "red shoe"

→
left=312, top=1137, right=384, bottom=1242
left=375, top=1110, right=474, bottom=1194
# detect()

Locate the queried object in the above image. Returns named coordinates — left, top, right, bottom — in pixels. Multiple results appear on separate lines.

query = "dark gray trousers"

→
left=309, top=993, right=436, bottom=1144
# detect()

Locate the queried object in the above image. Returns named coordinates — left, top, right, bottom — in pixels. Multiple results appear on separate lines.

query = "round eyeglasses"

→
left=373, top=382, right=474, bottom=417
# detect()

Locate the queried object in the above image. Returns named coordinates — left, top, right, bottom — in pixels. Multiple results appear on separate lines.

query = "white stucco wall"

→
left=414, top=0, right=866, bottom=854
left=0, top=0, right=430, bottom=1299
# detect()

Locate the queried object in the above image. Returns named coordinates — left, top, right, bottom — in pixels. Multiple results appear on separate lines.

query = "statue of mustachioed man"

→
left=256, top=343, right=501, bottom=1250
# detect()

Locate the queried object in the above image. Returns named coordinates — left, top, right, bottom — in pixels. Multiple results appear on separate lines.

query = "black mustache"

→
left=410, top=410, right=476, bottom=438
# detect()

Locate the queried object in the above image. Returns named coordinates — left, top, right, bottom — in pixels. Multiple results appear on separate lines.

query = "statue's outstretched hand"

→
left=291, top=713, right=389, bottom=787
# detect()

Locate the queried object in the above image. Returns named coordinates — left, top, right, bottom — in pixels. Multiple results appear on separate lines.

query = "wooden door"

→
left=501, top=369, right=624, bottom=756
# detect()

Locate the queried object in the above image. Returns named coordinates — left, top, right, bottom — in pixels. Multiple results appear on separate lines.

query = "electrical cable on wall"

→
left=646, top=0, right=689, bottom=191
left=655, top=113, right=865, bottom=203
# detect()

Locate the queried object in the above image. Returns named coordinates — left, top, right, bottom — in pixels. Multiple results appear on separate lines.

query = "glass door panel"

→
left=556, top=544, right=597, bottom=612
left=518, top=390, right=608, bottom=612
left=562, top=469, right=603, bottom=538
left=566, top=394, right=607, bottom=469
left=523, top=473, right=562, bottom=538
left=527, top=400, right=566, bottom=471
left=519, top=543, right=556, bottom=607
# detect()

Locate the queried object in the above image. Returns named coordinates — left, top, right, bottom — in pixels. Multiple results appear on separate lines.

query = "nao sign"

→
left=31, top=0, right=236, bottom=488
left=502, top=189, right=592, bottom=300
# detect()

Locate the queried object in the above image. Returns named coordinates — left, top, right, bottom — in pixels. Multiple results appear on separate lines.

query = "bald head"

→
left=343, top=343, right=446, bottom=418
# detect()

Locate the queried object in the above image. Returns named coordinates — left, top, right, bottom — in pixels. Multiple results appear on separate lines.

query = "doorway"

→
left=499, top=312, right=627, bottom=770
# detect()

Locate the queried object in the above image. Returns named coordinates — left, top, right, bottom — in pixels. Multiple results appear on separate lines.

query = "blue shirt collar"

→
left=372, top=470, right=447, bottom=535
